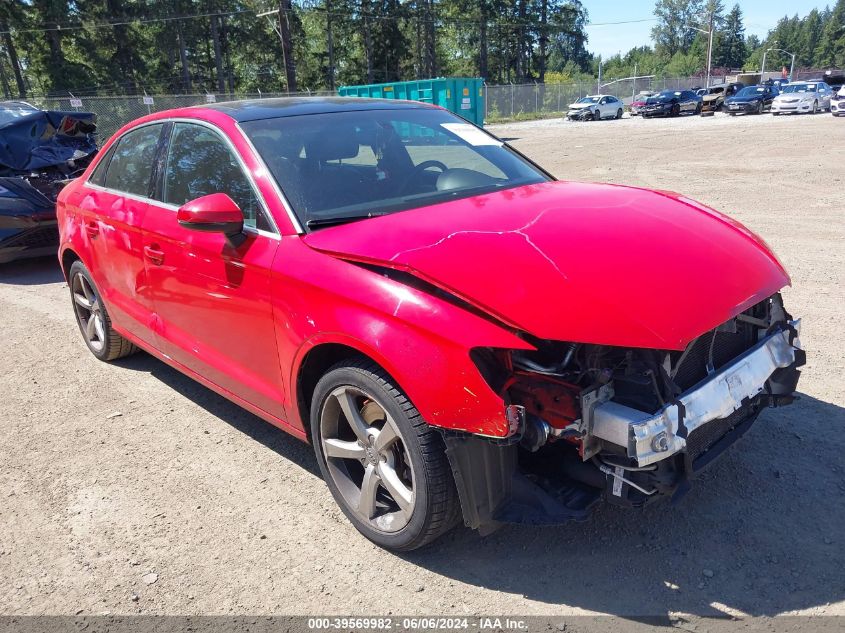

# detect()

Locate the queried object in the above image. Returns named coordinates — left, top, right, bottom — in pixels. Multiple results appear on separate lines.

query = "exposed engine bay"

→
left=447, top=293, right=804, bottom=533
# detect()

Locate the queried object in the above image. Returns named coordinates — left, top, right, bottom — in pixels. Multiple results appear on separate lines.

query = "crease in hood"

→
left=302, top=181, right=789, bottom=350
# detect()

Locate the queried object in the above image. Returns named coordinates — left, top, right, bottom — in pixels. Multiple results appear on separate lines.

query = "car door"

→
left=597, top=97, right=610, bottom=118
left=764, top=86, right=777, bottom=109
left=76, top=123, right=165, bottom=346
left=819, top=83, right=832, bottom=109
left=142, top=120, right=285, bottom=417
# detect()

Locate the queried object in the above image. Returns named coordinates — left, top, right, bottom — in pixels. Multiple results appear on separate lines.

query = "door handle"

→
left=85, top=221, right=99, bottom=238
left=144, top=245, right=165, bottom=265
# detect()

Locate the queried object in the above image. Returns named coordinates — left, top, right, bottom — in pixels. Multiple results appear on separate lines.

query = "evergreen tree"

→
left=715, top=4, right=745, bottom=69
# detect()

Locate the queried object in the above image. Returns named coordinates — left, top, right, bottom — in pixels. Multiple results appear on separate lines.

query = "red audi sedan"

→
left=57, top=98, right=804, bottom=550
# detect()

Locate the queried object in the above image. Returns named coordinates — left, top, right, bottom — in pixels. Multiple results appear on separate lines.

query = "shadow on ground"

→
left=114, top=352, right=319, bottom=476
left=119, top=349, right=844, bottom=617
left=0, top=257, right=64, bottom=285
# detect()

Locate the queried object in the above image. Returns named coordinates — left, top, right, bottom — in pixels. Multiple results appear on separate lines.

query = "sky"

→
left=582, top=1, right=829, bottom=58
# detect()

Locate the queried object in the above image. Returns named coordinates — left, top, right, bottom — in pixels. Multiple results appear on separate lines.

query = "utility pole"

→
left=326, top=0, right=335, bottom=90
left=258, top=7, right=297, bottom=93
left=597, top=57, right=601, bottom=94
left=705, top=9, right=714, bottom=89
left=277, top=0, right=297, bottom=93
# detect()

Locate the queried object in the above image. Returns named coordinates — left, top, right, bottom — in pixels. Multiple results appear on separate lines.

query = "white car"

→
left=831, top=86, right=845, bottom=116
left=566, top=95, right=624, bottom=121
left=771, top=81, right=833, bottom=115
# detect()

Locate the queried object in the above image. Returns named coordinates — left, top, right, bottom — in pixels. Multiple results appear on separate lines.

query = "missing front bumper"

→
left=588, top=321, right=803, bottom=467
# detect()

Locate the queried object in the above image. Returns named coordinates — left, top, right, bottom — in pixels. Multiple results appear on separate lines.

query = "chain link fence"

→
left=484, top=76, right=731, bottom=122
left=27, top=91, right=336, bottom=142
left=22, top=76, right=732, bottom=141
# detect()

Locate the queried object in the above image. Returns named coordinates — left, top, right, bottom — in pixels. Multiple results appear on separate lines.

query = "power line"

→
left=1, top=4, right=658, bottom=36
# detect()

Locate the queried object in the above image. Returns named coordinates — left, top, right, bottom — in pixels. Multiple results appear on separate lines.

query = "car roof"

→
left=197, top=96, right=439, bottom=122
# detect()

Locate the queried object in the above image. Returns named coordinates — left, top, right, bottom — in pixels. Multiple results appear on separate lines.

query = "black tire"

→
left=311, top=358, right=460, bottom=551
left=616, top=108, right=623, bottom=119
left=694, top=102, right=702, bottom=114
left=757, top=101, right=764, bottom=114
left=68, top=260, right=138, bottom=361
left=812, top=100, right=818, bottom=114
left=671, top=103, right=680, bottom=117
left=585, top=110, right=594, bottom=121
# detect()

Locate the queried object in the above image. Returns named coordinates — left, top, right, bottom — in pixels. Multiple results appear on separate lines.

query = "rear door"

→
left=77, top=123, right=165, bottom=345
left=142, top=120, right=285, bottom=417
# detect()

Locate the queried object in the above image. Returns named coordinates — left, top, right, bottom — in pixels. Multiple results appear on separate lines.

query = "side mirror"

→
left=176, top=193, right=244, bottom=238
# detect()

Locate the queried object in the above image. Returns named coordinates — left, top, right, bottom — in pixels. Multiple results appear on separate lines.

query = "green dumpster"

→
left=338, top=78, right=485, bottom=127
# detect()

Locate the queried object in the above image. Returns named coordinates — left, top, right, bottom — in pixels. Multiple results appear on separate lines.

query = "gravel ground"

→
left=1, top=110, right=844, bottom=619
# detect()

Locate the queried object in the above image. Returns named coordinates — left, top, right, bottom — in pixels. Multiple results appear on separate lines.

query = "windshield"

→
left=736, top=86, right=765, bottom=98
left=577, top=97, right=600, bottom=104
left=241, top=108, right=549, bottom=228
left=782, top=84, right=816, bottom=94
left=653, top=91, right=681, bottom=100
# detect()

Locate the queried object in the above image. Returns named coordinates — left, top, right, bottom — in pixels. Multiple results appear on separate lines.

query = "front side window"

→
left=241, top=108, right=548, bottom=229
left=101, top=124, right=163, bottom=197
left=161, top=122, right=269, bottom=231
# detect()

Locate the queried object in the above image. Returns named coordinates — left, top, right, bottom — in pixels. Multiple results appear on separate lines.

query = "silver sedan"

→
left=771, top=81, right=834, bottom=115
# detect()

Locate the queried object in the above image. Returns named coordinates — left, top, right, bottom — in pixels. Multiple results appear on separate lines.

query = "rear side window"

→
left=88, top=145, right=117, bottom=187
left=161, top=122, right=270, bottom=231
left=102, top=124, right=163, bottom=197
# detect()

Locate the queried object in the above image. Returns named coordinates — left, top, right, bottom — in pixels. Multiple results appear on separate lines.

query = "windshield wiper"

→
left=305, top=212, right=386, bottom=229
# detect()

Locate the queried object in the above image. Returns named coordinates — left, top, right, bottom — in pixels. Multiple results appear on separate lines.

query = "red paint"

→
left=57, top=106, right=791, bottom=439
left=176, top=193, right=244, bottom=231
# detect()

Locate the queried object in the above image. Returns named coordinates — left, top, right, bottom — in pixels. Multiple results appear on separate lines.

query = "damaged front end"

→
left=445, top=293, right=804, bottom=534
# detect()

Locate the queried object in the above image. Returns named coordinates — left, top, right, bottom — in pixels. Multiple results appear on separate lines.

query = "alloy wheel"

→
left=320, top=386, right=415, bottom=533
left=72, top=271, right=106, bottom=352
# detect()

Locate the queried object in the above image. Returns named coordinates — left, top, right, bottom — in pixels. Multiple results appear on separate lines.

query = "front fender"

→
left=274, top=237, right=532, bottom=438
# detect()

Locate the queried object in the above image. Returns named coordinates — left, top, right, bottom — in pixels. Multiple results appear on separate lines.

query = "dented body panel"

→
left=303, top=180, right=789, bottom=351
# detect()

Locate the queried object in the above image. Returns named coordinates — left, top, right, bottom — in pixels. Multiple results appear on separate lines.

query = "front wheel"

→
left=671, top=104, right=681, bottom=117
left=68, top=261, right=138, bottom=361
left=812, top=100, right=818, bottom=114
left=311, top=359, right=460, bottom=551
left=585, top=110, right=594, bottom=121
left=695, top=102, right=702, bottom=114
left=758, top=101, right=764, bottom=114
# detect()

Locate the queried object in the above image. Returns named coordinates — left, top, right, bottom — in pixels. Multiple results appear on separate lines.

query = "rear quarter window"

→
left=101, top=124, right=164, bottom=197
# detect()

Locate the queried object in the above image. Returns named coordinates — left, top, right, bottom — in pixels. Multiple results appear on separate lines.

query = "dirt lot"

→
left=1, top=111, right=844, bottom=619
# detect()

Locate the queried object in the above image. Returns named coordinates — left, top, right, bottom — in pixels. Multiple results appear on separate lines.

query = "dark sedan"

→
left=0, top=102, right=97, bottom=263
left=641, top=90, right=702, bottom=117
left=725, top=85, right=779, bottom=115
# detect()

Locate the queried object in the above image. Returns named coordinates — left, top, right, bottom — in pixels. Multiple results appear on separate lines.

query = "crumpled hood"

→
left=302, top=181, right=789, bottom=350
left=567, top=103, right=591, bottom=110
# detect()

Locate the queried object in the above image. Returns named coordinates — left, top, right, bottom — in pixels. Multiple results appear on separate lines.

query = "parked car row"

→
left=590, top=79, right=844, bottom=122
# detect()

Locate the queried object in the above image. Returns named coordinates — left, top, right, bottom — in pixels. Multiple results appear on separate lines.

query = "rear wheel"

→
left=311, top=359, right=460, bottom=551
left=616, top=108, right=623, bottom=119
left=694, top=102, right=702, bottom=114
left=671, top=104, right=681, bottom=117
left=69, top=261, right=137, bottom=361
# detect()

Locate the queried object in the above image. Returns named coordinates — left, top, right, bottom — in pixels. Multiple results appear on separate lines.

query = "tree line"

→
left=0, top=0, right=843, bottom=99
left=600, top=0, right=845, bottom=82
left=0, top=0, right=590, bottom=97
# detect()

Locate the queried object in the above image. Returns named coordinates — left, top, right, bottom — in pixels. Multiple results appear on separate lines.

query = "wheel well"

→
left=61, top=248, right=81, bottom=281
left=296, top=343, right=373, bottom=440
